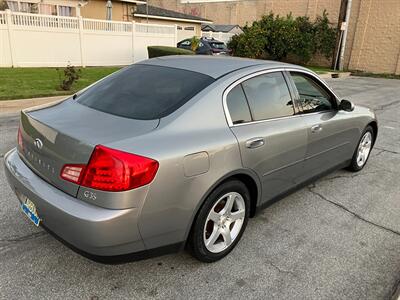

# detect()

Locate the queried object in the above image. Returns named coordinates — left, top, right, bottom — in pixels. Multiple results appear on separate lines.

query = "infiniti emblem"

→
left=34, top=138, right=43, bottom=150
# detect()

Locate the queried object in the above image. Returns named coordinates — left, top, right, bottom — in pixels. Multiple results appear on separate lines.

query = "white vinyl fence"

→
left=201, top=31, right=236, bottom=44
left=0, top=10, right=177, bottom=67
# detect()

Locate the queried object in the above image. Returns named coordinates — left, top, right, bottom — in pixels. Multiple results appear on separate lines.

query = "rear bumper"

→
left=3, top=148, right=145, bottom=256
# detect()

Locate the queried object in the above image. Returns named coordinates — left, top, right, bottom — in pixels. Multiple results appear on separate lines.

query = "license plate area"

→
left=18, top=192, right=41, bottom=227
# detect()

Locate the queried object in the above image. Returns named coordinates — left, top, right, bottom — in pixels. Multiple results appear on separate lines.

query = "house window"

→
left=6, top=1, right=19, bottom=11
left=40, top=3, right=57, bottom=15
left=177, top=26, right=183, bottom=30
left=184, top=26, right=194, bottom=31
left=58, top=6, right=74, bottom=16
left=19, top=2, right=38, bottom=13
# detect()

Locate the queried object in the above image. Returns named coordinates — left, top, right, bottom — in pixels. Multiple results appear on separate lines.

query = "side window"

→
left=290, top=72, right=333, bottom=113
left=180, top=40, right=191, bottom=46
left=226, top=85, right=252, bottom=125
left=241, top=72, right=294, bottom=121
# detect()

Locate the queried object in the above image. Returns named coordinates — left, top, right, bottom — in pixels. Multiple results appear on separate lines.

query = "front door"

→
left=288, top=71, right=358, bottom=180
left=226, top=71, right=309, bottom=204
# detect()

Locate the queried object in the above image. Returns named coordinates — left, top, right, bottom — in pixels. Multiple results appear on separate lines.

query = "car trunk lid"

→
left=18, top=99, right=159, bottom=197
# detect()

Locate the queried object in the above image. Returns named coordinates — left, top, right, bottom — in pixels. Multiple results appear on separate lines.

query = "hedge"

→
left=147, top=46, right=194, bottom=58
left=228, top=11, right=336, bottom=64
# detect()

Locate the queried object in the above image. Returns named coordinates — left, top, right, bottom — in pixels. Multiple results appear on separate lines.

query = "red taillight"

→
left=17, top=127, right=24, bottom=150
left=60, top=145, right=159, bottom=192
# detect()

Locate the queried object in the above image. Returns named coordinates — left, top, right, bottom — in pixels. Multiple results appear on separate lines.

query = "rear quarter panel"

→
left=106, top=75, right=254, bottom=249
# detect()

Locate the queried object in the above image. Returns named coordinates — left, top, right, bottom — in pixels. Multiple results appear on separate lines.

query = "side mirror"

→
left=339, top=99, right=354, bottom=112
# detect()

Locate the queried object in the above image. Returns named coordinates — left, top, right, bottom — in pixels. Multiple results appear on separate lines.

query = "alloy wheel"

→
left=356, top=131, right=372, bottom=167
left=203, top=192, right=246, bottom=253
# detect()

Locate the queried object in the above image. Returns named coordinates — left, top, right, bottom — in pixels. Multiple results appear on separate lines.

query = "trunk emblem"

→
left=34, top=138, right=43, bottom=150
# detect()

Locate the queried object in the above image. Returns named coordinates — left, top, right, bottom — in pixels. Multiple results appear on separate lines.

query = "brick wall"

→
left=149, top=0, right=400, bottom=74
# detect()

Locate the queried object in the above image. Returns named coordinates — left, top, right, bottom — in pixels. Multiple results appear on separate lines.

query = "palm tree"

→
left=190, top=36, right=200, bottom=52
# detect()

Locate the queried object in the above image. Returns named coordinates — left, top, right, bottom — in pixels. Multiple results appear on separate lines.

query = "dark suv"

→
left=177, top=37, right=230, bottom=56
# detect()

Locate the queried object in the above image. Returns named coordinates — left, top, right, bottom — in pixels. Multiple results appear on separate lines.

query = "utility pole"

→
left=338, top=0, right=352, bottom=70
left=331, top=0, right=347, bottom=70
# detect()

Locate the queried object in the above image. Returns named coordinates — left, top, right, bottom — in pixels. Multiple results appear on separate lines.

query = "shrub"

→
left=228, top=11, right=336, bottom=64
left=313, top=11, right=336, bottom=59
left=147, top=46, right=194, bottom=58
left=56, top=64, right=81, bottom=91
left=229, top=24, right=266, bottom=59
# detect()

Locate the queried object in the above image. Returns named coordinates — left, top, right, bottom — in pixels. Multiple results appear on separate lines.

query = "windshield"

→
left=77, top=64, right=215, bottom=120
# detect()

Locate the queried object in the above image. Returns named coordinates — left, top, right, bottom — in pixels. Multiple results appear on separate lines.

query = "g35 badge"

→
left=83, top=190, right=97, bottom=200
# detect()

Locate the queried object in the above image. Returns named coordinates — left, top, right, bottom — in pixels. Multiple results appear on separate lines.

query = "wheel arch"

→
left=183, top=169, right=262, bottom=245
left=368, top=120, right=378, bottom=146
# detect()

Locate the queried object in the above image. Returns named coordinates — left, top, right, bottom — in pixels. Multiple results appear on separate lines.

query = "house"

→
left=1, top=0, right=146, bottom=18
left=134, top=4, right=211, bottom=39
left=1, top=0, right=211, bottom=40
left=201, top=24, right=242, bottom=35
left=81, top=0, right=147, bottom=21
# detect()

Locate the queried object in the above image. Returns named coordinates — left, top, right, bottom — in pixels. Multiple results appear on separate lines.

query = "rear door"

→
left=226, top=70, right=308, bottom=204
left=287, top=71, right=357, bottom=178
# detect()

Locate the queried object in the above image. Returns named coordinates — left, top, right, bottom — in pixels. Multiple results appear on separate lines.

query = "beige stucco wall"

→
left=80, top=1, right=201, bottom=38
left=80, top=0, right=133, bottom=21
left=345, top=0, right=400, bottom=74
left=150, top=0, right=400, bottom=74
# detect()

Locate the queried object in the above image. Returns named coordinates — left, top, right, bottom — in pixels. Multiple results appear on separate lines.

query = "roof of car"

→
left=140, top=55, right=299, bottom=79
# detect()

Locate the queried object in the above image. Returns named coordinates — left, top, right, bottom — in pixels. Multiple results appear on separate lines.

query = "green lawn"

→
left=0, top=64, right=344, bottom=101
left=0, top=67, right=122, bottom=100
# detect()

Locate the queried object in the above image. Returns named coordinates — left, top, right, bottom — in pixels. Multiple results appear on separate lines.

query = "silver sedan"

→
left=4, top=56, right=377, bottom=262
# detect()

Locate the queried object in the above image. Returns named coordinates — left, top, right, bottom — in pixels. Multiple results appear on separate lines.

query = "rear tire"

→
left=188, top=180, right=250, bottom=262
left=347, top=125, right=374, bottom=172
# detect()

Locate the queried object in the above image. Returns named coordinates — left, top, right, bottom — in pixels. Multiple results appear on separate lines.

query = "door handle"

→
left=311, top=124, right=322, bottom=133
left=245, top=137, right=265, bottom=149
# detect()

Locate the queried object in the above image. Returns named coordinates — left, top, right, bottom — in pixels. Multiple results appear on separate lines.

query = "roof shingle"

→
left=135, top=5, right=211, bottom=22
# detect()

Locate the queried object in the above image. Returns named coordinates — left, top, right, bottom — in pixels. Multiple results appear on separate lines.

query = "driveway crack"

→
left=0, top=231, right=47, bottom=246
left=373, top=147, right=400, bottom=155
left=320, top=170, right=390, bottom=182
left=307, top=186, right=400, bottom=237
left=391, top=276, right=400, bottom=300
left=265, top=259, right=296, bottom=276
left=374, top=99, right=400, bottom=111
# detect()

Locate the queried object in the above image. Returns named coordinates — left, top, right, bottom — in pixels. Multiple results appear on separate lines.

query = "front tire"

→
left=188, top=180, right=250, bottom=262
left=347, top=125, right=374, bottom=172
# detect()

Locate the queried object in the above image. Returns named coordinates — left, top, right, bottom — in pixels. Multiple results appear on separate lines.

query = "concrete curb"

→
left=319, top=72, right=351, bottom=79
left=0, top=95, right=70, bottom=114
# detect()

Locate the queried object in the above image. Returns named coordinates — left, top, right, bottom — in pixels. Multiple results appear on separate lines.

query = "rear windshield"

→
left=76, top=64, right=215, bottom=120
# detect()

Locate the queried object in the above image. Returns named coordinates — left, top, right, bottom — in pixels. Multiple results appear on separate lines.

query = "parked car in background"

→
left=177, top=37, right=231, bottom=56
left=4, top=56, right=377, bottom=263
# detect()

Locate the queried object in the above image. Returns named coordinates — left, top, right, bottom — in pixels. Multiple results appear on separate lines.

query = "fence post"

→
left=5, top=9, right=15, bottom=67
left=174, top=24, right=178, bottom=45
left=131, top=21, right=135, bottom=63
left=78, top=16, right=85, bottom=67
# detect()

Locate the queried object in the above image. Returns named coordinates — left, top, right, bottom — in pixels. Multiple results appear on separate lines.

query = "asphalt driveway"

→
left=0, top=76, right=399, bottom=299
